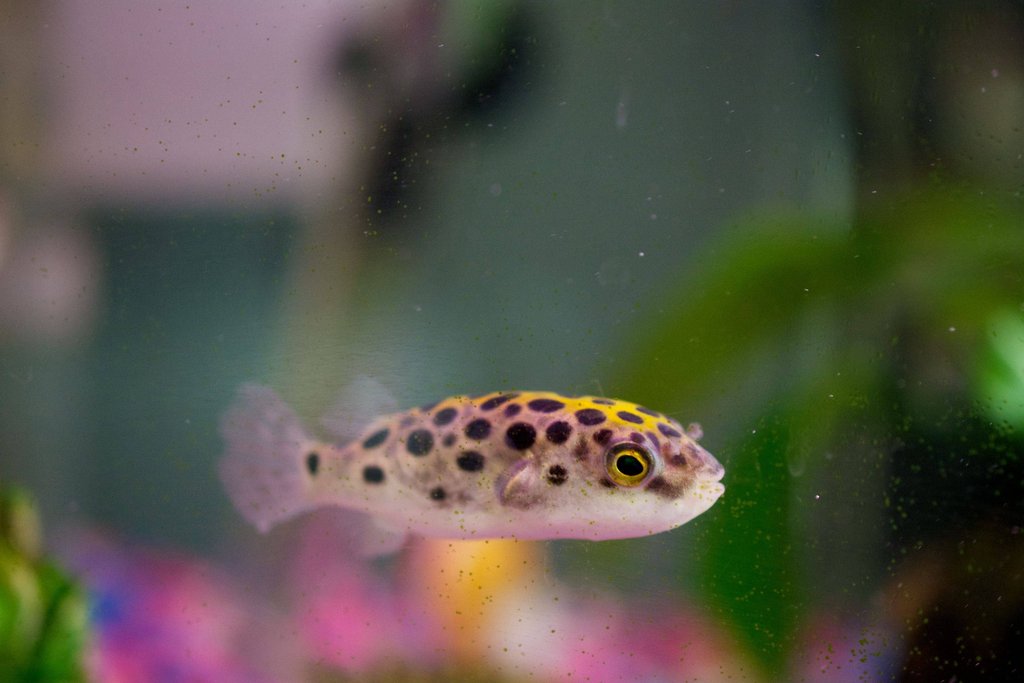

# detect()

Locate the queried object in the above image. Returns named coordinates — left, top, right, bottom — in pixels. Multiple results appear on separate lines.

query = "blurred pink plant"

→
left=790, top=614, right=897, bottom=683
left=66, top=531, right=280, bottom=683
left=288, top=511, right=442, bottom=673
left=550, top=604, right=745, bottom=682
left=291, top=511, right=746, bottom=681
left=65, top=520, right=759, bottom=681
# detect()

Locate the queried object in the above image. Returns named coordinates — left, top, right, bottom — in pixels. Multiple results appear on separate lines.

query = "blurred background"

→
left=1, top=1, right=1023, bottom=681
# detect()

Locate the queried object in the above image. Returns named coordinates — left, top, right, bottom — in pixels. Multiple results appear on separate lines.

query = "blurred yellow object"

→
left=0, top=486, right=42, bottom=560
left=403, top=537, right=545, bottom=665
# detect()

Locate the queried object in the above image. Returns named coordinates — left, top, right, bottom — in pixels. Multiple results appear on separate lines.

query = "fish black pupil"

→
left=616, top=454, right=644, bottom=477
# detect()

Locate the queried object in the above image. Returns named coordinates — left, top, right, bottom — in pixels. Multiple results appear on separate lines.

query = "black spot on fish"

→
left=673, top=442, right=702, bottom=467
left=505, top=422, right=537, bottom=450
left=592, top=398, right=615, bottom=406
left=363, top=465, right=385, bottom=483
left=636, top=405, right=661, bottom=418
left=528, top=398, right=565, bottom=413
left=433, top=407, right=457, bottom=426
left=546, top=465, right=568, bottom=486
left=306, top=452, right=320, bottom=475
left=546, top=420, right=572, bottom=444
left=573, top=435, right=591, bottom=461
left=575, top=408, right=606, bottom=426
left=657, top=423, right=682, bottom=438
left=617, top=410, right=643, bottom=424
left=457, top=451, right=485, bottom=472
left=645, top=475, right=681, bottom=499
left=362, top=429, right=389, bottom=449
left=406, top=429, right=434, bottom=456
left=504, top=403, right=522, bottom=418
left=430, top=486, right=447, bottom=501
left=465, top=418, right=491, bottom=441
left=592, top=429, right=613, bottom=445
left=629, top=432, right=646, bottom=445
left=480, top=393, right=517, bottom=411
left=442, top=433, right=457, bottom=448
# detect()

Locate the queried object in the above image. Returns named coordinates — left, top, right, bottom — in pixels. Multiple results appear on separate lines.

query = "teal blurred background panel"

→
left=86, top=208, right=295, bottom=547
left=406, top=0, right=851, bottom=395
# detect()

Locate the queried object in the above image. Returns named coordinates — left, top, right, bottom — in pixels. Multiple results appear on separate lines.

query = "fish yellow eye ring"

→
left=606, top=443, right=652, bottom=487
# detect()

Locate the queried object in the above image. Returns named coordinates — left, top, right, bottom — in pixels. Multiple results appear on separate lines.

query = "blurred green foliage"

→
left=613, top=186, right=1024, bottom=676
left=0, top=487, right=89, bottom=683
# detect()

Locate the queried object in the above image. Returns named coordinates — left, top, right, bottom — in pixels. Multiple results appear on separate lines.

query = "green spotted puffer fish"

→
left=219, top=382, right=725, bottom=552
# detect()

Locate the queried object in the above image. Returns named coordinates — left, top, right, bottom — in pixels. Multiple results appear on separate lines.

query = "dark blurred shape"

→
left=604, top=2, right=1024, bottom=675
left=835, top=0, right=1024, bottom=195
left=883, top=523, right=1024, bottom=681
left=837, top=4, right=1024, bottom=676
left=334, top=0, right=539, bottom=228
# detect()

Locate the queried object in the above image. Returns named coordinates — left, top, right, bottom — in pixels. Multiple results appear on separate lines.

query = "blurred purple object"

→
left=289, top=510, right=442, bottom=672
left=791, top=614, right=898, bottom=683
left=67, top=531, right=282, bottom=683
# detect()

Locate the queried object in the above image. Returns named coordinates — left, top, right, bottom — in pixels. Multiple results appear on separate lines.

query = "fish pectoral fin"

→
left=495, top=455, right=543, bottom=510
left=356, top=518, right=409, bottom=557
left=315, top=507, right=409, bottom=557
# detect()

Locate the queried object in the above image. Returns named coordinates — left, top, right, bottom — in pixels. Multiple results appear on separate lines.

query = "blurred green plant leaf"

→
left=611, top=187, right=1024, bottom=675
left=696, top=413, right=800, bottom=677
left=975, top=309, right=1024, bottom=430
left=619, top=215, right=854, bottom=415
left=0, top=487, right=89, bottom=683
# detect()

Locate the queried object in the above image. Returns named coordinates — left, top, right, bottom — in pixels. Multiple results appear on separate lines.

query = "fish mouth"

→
left=696, top=453, right=725, bottom=500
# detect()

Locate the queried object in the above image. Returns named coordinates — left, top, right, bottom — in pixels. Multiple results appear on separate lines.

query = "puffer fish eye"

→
left=605, top=443, right=653, bottom=487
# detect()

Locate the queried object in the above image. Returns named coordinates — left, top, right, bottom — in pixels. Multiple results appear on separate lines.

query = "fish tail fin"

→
left=218, top=383, right=318, bottom=533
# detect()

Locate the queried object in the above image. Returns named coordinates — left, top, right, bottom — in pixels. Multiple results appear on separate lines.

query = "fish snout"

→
left=694, top=448, right=726, bottom=502
left=687, top=442, right=725, bottom=483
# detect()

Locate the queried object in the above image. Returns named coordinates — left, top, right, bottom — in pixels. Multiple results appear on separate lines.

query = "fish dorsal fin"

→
left=496, top=455, right=543, bottom=510
left=320, top=375, right=399, bottom=444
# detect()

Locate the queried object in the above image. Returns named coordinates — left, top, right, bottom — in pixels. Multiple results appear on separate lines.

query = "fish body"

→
left=219, top=385, right=724, bottom=549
